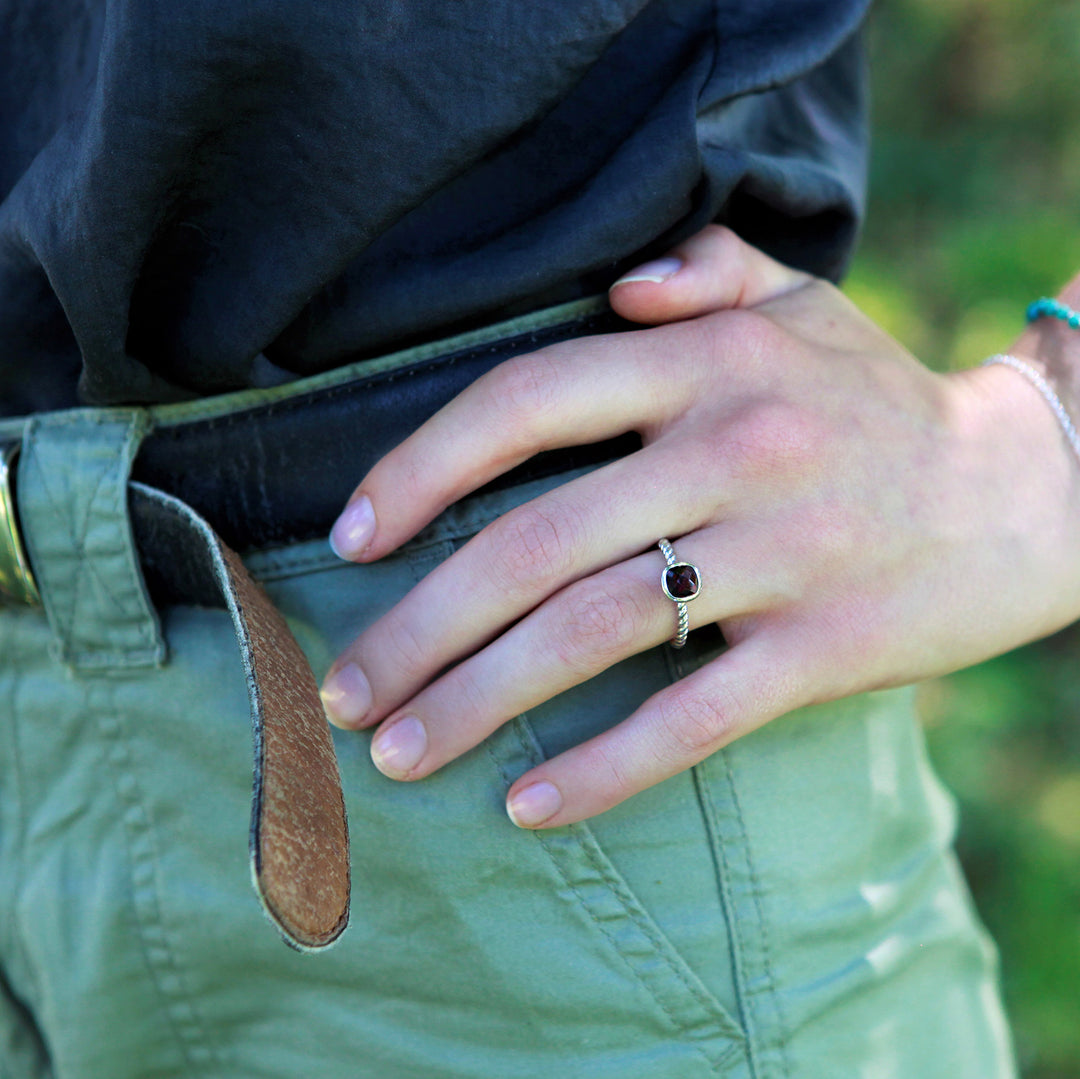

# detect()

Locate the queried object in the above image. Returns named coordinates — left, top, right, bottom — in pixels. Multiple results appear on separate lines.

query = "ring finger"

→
left=322, top=440, right=725, bottom=729
left=363, top=524, right=772, bottom=782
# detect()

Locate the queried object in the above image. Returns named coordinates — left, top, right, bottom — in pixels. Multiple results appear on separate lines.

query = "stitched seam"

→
left=696, top=758, right=760, bottom=1079
left=149, top=313, right=615, bottom=438
left=0, top=615, right=20, bottom=966
left=103, top=416, right=159, bottom=651
left=68, top=460, right=147, bottom=659
left=75, top=417, right=157, bottom=652
left=571, top=827, right=740, bottom=1045
left=247, top=551, right=340, bottom=579
left=69, top=454, right=123, bottom=649
left=28, top=418, right=160, bottom=666
left=151, top=364, right=443, bottom=436
left=0, top=612, right=38, bottom=1034
left=92, top=681, right=221, bottom=1070
left=485, top=723, right=738, bottom=1072
left=27, top=423, right=156, bottom=661
left=723, top=751, right=791, bottom=1077
left=539, top=831, right=737, bottom=1073
left=484, top=745, right=729, bottom=1072
left=64, top=647, right=164, bottom=669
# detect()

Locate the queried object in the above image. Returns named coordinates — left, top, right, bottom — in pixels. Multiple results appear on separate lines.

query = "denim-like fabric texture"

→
left=0, top=0, right=869, bottom=412
left=0, top=479, right=1017, bottom=1078
left=16, top=409, right=163, bottom=668
left=0, top=304, right=1017, bottom=1077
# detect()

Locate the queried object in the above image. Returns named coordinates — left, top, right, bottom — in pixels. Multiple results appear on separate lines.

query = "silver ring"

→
left=658, top=538, right=701, bottom=649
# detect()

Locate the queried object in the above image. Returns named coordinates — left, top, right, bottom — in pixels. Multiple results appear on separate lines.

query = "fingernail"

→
left=506, top=780, right=563, bottom=828
left=330, top=494, right=375, bottom=560
left=320, top=663, right=373, bottom=728
left=611, top=257, right=683, bottom=287
left=371, top=715, right=427, bottom=778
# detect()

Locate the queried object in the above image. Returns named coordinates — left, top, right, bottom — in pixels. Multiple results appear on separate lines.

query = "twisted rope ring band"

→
left=658, top=538, right=701, bottom=649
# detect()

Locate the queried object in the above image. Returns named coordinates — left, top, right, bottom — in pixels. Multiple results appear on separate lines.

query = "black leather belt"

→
left=0, top=298, right=635, bottom=952
left=133, top=304, right=633, bottom=558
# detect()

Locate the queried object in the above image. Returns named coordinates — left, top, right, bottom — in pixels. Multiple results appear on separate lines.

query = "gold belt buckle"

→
left=0, top=442, right=40, bottom=606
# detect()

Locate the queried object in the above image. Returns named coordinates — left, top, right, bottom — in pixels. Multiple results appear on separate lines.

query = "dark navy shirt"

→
left=0, top=0, right=870, bottom=412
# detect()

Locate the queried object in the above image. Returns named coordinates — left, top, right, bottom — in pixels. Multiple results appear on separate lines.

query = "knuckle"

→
left=487, top=503, right=576, bottom=595
left=712, top=308, right=779, bottom=367
left=702, top=223, right=745, bottom=264
left=656, top=684, right=740, bottom=761
left=685, top=308, right=780, bottom=390
left=725, top=400, right=829, bottom=483
left=396, top=445, right=436, bottom=501
left=555, top=583, right=650, bottom=671
left=379, top=611, right=431, bottom=673
left=444, top=659, right=493, bottom=718
left=486, top=351, right=564, bottom=440
left=579, top=740, right=636, bottom=803
left=368, top=438, right=438, bottom=508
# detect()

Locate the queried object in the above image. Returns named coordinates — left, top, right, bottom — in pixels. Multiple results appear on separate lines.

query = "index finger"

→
left=328, top=322, right=704, bottom=561
left=330, top=229, right=810, bottom=563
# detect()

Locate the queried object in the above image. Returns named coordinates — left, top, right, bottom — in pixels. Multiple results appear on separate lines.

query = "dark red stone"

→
left=664, top=563, right=700, bottom=600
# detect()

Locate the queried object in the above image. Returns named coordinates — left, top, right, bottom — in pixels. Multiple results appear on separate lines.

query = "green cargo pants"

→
left=0, top=302, right=1016, bottom=1078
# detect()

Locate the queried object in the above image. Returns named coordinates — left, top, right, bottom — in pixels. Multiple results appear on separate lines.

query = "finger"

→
left=504, top=638, right=801, bottom=828
left=608, top=224, right=810, bottom=326
left=322, top=441, right=728, bottom=730
left=363, top=526, right=774, bottom=782
left=329, top=315, right=716, bottom=562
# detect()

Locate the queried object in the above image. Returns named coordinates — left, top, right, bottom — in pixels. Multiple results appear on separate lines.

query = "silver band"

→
left=982, top=353, right=1080, bottom=467
left=658, top=538, right=701, bottom=649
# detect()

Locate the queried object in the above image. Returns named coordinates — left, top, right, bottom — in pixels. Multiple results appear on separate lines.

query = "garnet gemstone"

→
left=664, top=563, right=700, bottom=601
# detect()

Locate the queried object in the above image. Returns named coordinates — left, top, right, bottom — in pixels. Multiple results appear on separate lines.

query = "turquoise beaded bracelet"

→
left=1027, top=296, right=1080, bottom=329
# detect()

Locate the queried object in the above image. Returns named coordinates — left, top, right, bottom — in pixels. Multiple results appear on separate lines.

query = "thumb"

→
left=609, top=224, right=810, bottom=325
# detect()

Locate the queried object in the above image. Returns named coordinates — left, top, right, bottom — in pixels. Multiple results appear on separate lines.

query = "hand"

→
left=320, top=225, right=1080, bottom=827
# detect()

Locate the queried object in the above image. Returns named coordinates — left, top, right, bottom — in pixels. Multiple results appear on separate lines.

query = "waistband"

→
left=1, top=294, right=630, bottom=569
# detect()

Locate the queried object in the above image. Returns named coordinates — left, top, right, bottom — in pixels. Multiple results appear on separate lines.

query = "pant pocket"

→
left=411, top=468, right=750, bottom=1074
left=483, top=709, right=746, bottom=1076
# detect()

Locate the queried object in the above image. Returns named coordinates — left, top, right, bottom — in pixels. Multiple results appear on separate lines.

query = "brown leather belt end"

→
left=131, top=482, right=351, bottom=951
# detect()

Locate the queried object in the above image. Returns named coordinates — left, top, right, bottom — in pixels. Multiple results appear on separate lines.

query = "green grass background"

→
left=849, top=2, right=1080, bottom=1075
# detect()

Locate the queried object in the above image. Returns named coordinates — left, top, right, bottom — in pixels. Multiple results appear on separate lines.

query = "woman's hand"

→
left=320, top=225, right=1080, bottom=828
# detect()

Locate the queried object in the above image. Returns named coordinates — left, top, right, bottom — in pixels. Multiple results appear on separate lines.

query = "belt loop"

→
left=17, top=408, right=166, bottom=671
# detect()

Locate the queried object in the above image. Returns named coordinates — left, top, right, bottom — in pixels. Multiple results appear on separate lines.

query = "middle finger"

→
left=365, top=521, right=772, bottom=781
left=323, top=440, right=726, bottom=729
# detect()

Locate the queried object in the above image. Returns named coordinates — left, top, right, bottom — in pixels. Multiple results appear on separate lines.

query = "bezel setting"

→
left=661, top=562, right=701, bottom=603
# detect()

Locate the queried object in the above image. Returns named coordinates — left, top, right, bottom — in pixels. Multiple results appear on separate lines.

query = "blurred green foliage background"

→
left=849, top=2, right=1080, bottom=1075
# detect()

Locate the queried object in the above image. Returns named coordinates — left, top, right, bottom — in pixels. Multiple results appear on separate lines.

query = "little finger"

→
left=505, top=638, right=801, bottom=827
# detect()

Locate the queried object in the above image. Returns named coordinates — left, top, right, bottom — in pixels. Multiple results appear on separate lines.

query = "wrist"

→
left=947, top=355, right=1080, bottom=646
left=1006, top=276, right=1080, bottom=420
